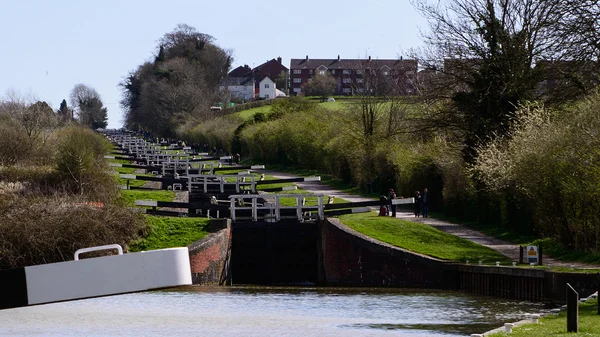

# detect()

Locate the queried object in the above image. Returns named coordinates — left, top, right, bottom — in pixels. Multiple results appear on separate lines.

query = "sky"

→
left=0, top=0, right=428, bottom=128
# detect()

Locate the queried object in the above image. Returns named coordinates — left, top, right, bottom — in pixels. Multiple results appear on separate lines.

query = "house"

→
left=289, top=55, right=418, bottom=96
left=219, top=76, right=255, bottom=101
left=259, top=77, right=276, bottom=99
left=251, top=57, right=288, bottom=94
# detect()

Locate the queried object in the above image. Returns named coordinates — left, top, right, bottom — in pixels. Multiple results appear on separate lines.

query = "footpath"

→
left=266, top=170, right=599, bottom=269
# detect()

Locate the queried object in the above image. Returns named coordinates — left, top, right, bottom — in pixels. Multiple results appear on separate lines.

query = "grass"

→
left=489, top=298, right=600, bottom=336
left=129, top=215, right=211, bottom=251
left=259, top=164, right=378, bottom=198
left=234, top=104, right=272, bottom=120
left=429, top=211, right=600, bottom=266
left=339, top=212, right=512, bottom=263
left=119, top=190, right=175, bottom=207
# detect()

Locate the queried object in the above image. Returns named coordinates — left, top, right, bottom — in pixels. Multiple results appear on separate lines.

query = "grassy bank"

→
left=489, top=298, right=600, bottom=336
left=129, top=216, right=211, bottom=251
left=339, top=212, right=511, bottom=263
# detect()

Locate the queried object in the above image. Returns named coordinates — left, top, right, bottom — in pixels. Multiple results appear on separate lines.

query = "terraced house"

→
left=289, top=56, right=418, bottom=96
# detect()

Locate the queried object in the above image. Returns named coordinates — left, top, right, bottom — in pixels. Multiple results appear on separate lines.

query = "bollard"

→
left=504, top=323, right=514, bottom=333
left=479, top=260, right=482, bottom=266
left=512, top=262, right=516, bottom=267
left=570, top=265, right=575, bottom=270
left=530, top=314, right=540, bottom=323
left=520, top=245, right=524, bottom=264
left=567, top=283, right=579, bottom=332
left=530, top=263, right=535, bottom=268
left=548, top=264, right=552, bottom=269
left=496, top=261, right=500, bottom=266
left=466, top=260, right=469, bottom=265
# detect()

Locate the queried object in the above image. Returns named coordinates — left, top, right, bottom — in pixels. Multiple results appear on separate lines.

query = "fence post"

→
left=567, top=283, right=579, bottom=332
left=519, top=246, right=524, bottom=264
left=539, top=243, right=543, bottom=266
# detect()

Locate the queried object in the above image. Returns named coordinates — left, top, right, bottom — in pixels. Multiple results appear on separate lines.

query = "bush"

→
left=0, top=193, right=147, bottom=269
left=475, top=97, right=600, bottom=251
left=0, top=118, right=31, bottom=165
left=55, top=126, right=117, bottom=201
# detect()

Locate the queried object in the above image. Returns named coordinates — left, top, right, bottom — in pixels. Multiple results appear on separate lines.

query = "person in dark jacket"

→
left=414, top=191, right=421, bottom=217
left=422, top=187, right=429, bottom=218
left=389, top=188, right=397, bottom=217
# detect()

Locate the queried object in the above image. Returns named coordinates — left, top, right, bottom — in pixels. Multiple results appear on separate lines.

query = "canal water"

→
left=0, top=286, right=545, bottom=336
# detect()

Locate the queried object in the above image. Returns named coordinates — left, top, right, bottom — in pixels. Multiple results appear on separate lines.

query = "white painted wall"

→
left=259, top=77, right=276, bottom=100
left=25, top=247, right=192, bottom=305
left=220, top=84, right=254, bottom=100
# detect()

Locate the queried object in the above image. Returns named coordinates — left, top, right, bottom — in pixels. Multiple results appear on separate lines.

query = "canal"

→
left=0, top=286, right=545, bottom=336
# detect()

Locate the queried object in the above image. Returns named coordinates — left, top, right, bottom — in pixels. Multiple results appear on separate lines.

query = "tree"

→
left=303, top=73, right=336, bottom=101
left=120, top=24, right=232, bottom=136
left=57, top=99, right=72, bottom=121
left=410, top=0, right=566, bottom=162
left=70, top=84, right=108, bottom=129
left=275, top=71, right=288, bottom=94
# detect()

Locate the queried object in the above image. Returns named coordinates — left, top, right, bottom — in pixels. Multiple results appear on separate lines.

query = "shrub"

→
left=55, top=126, right=117, bottom=200
left=0, top=193, right=147, bottom=269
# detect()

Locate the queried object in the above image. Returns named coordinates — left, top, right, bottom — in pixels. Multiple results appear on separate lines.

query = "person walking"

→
left=389, top=188, right=397, bottom=217
left=414, top=191, right=421, bottom=217
left=422, top=187, right=429, bottom=218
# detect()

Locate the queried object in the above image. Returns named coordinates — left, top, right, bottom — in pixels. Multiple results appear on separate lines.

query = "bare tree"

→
left=69, top=84, right=108, bottom=129
left=410, top=0, right=568, bottom=161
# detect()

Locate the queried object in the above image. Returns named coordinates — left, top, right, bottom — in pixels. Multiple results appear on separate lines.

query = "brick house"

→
left=220, top=58, right=289, bottom=99
left=289, top=56, right=418, bottom=96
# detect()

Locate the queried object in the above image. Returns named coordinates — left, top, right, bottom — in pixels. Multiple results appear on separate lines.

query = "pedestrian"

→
left=235, top=153, right=241, bottom=165
left=422, top=187, right=429, bottom=218
left=379, top=195, right=388, bottom=216
left=414, top=191, right=421, bottom=217
left=389, top=188, right=397, bottom=217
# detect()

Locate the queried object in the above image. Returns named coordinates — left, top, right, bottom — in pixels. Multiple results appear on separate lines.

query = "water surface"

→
left=0, top=286, right=545, bottom=336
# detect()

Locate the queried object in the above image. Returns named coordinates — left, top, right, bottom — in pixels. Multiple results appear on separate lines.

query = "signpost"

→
left=526, top=246, right=539, bottom=265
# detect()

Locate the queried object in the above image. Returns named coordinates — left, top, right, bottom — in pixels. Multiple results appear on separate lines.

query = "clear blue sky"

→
left=0, top=0, right=427, bottom=128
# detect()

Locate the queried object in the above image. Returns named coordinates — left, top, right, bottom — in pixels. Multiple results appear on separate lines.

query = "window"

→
left=319, top=70, right=325, bottom=75
left=383, top=71, right=389, bottom=76
left=309, top=69, right=313, bottom=74
left=331, top=69, right=336, bottom=74
left=342, top=78, right=351, bottom=84
left=357, top=88, right=364, bottom=93
left=356, top=69, right=363, bottom=75
left=293, top=69, right=302, bottom=74
left=265, top=94, right=269, bottom=99
left=293, top=87, right=301, bottom=93
left=343, top=88, right=351, bottom=93
left=264, top=83, right=270, bottom=88
left=356, top=78, right=363, bottom=83
left=343, top=69, right=351, bottom=75
left=293, top=78, right=302, bottom=83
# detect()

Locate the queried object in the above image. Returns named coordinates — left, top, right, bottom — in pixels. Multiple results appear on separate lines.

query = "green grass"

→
left=339, top=212, right=511, bottom=263
left=120, top=190, right=175, bottom=207
left=129, top=216, right=211, bottom=251
left=428, top=212, right=600, bottom=266
left=235, top=105, right=273, bottom=120
left=530, top=238, right=600, bottom=265
left=489, top=298, right=600, bottom=336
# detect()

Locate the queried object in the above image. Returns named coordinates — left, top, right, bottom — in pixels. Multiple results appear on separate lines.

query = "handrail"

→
left=74, top=244, right=123, bottom=260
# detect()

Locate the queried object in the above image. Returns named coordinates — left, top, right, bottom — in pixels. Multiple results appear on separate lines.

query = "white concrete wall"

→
left=259, top=77, right=276, bottom=100
left=25, top=247, right=192, bottom=305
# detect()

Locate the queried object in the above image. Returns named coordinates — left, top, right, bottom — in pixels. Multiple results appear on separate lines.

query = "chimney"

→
left=368, top=56, right=372, bottom=61
left=306, top=55, right=309, bottom=61
left=337, top=55, right=340, bottom=61
left=277, top=56, right=282, bottom=64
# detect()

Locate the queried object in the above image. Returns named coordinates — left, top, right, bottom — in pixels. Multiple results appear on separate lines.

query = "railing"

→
left=229, top=194, right=324, bottom=222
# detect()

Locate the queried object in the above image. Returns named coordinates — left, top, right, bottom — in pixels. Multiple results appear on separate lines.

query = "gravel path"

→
left=265, top=170, right=600, bottom=269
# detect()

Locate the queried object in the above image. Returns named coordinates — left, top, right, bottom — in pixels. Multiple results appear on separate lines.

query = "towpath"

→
left=265, top=170, right=599, bottom=269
